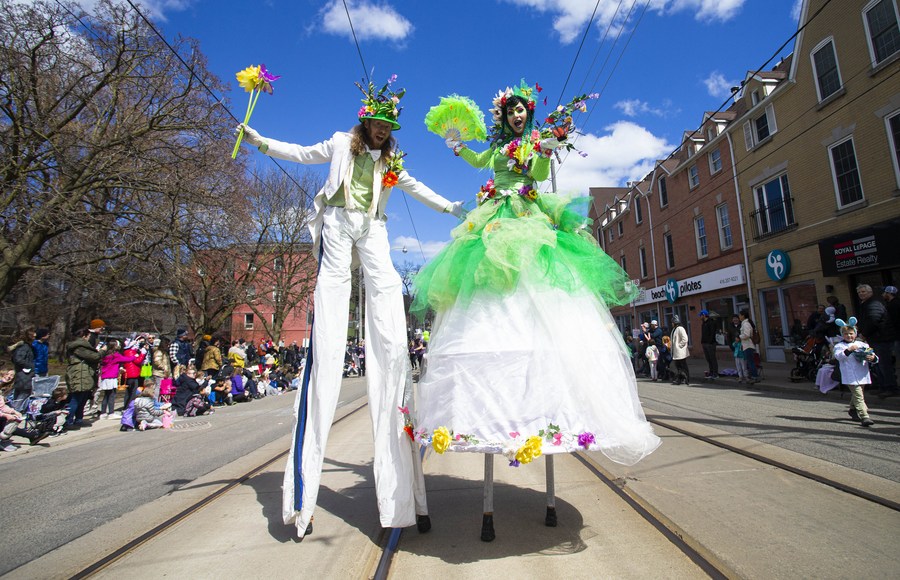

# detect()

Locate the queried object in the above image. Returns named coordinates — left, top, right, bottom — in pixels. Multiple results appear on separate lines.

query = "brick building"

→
left=593, top=0, right=900, bottom=364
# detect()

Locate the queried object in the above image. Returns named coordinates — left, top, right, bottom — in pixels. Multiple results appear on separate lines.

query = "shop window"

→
left=760, top=282, right=817, bottom=350
left=662, top=305, right=691, bottom=342
left=703, top=298, right=739, bottom=345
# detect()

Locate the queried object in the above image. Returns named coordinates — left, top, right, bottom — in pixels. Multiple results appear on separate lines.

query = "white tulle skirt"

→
left=414, top=281, right=660, bottom=466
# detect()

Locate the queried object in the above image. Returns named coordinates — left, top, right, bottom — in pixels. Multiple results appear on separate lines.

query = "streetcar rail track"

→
left=67, top=399, right=898, bottom=579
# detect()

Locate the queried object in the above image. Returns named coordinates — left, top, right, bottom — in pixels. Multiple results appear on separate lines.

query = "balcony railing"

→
left=749, top=197, right=797, bottom=241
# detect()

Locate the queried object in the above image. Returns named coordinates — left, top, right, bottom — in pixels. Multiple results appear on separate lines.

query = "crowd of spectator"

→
left=0, top=322, right=310, bottom=450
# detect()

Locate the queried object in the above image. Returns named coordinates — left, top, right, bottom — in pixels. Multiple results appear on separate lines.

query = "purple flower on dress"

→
left=577, top=432, right=595, bottom=448
left=509, top=459, right=521, bottom=467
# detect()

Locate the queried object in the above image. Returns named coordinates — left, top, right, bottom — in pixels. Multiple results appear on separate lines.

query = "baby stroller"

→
left=10, top=376, right=62, bottom=438
left=789, top=336, right=823, bottom=382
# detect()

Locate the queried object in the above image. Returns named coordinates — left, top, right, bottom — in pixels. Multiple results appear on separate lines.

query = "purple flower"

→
left=388, top=74, right=398, bottom=84
left=578, top=151, right=588, bottom=158
left=509, top=459, right=521, bottom=467
left=258, top=64, right=281, bottom=94
left=577, top=432, right=595, bottom=448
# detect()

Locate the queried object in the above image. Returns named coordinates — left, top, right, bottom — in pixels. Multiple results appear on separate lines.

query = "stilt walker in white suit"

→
left=237, top=76, right=465, bottom=539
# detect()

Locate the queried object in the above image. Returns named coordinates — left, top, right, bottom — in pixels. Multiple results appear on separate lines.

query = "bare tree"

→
left=242, top=166, right=319, bottom=342
left=0, top=0, right=236, bottom=304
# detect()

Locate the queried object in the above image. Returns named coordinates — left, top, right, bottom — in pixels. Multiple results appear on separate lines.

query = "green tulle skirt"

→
left=411, top=193, right=638, bottom=315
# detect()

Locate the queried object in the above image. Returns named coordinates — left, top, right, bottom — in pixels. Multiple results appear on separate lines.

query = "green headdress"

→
left=356, top=74, right=405, bottom=130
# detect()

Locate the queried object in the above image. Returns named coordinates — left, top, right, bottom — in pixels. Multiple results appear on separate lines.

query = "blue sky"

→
left=70, top=0, right=803, bottom=263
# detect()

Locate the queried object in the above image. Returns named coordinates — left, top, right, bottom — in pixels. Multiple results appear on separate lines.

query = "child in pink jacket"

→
left=99, top=340, right=140, bottom=419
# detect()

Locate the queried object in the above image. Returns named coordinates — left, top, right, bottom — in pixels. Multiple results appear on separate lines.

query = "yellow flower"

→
left=515, top=436, right=543, bottom=464
left=432, top=426, right=451, bottom=454
left=236, top=65, right=260, bottom=93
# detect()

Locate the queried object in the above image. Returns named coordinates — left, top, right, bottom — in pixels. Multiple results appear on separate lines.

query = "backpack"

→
left=750, top=321, right=761, bottom=345
left=120, top=400, right=135, bottom=431
left=184, top=394, right=208, bottom=417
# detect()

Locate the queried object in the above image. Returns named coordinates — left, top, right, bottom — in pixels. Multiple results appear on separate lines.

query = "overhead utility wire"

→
left=342, top=0, right=370, bottom=84
left=119, top=0, right=315, bottom=204
left=555, top=0, right=603, bottom=107
left=575, top=0, right=627, bottom=96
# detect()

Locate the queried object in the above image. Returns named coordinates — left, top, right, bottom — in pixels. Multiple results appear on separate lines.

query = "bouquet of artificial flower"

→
left=231, top=64, right=281, bottom=159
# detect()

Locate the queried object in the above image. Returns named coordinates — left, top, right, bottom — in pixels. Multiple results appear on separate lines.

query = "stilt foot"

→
left=480, top=513, right=495, bottom=542
left=545, top=506, right=557, bottom=527
left=417, top=514, right=432, bottom=533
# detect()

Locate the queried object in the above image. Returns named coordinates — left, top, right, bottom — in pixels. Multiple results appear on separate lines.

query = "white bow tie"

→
left=367, top=148, right=381, bottom=161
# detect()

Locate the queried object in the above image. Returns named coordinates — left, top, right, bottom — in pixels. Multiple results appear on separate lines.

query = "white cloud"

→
left=614, top=98, right=667, bottom=118
left=703, top=71, right=739, bottom=99
left=391, top=235, right=448, bottom=261
left=791, top=0, right=803, bottom=23
left=319, top=1, right=413, bottom=42
left=18, top=0, right=193, bottom=21
left=548, top=121, right=673, bottom=193
left=499, top=0, right=746, bottom=43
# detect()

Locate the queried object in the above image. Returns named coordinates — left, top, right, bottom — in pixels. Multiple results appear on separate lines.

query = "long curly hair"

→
left=350, top=122, right=396, bottom=158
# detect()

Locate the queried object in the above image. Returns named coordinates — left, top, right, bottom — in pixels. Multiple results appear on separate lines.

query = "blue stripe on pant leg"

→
left=293, top=241, right=323, bottom=513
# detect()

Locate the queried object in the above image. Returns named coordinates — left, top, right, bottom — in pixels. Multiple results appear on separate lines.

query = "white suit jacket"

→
left=260, top=131, right=453, bottom=259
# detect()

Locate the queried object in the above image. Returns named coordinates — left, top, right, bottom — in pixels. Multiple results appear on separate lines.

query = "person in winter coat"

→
left=121, top=337, right=147, bottom=412
left=738, top=309, right=760, bottom=383
left=98, top=340, right=139, bottom=419
left=855, top=284, right=898, bottom=397
left=172, top=366, right=209, bottom=416
left=152, top=337, right=172, bottom=381
left=699, top=310, right=719, bottom=379
left=230, top=368, right=252, bottom=403
left=64, top=328, right=102, bottom=429
left=32, top=328, right=51, bottom=377
left=200, top=338, right=222, bottom=379
left=670, top=316, right=691, bottom=386
left=9, top=328, right=37, bottom=400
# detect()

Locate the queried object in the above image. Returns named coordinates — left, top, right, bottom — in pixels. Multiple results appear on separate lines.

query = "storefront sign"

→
left=818, top=219, right=900, bottom=276
left=633, top=264, right=745, bottom=306
left=765, top=249, right=791, bottom=282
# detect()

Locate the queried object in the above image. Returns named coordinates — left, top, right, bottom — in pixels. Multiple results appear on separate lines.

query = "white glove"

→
left=538, top=138, right=563, bottom=151
left=446, top=201, right=466, bottom=219
left=236, top=123, right=265, bottom=148
left=444, top=128, right=462, bottom=152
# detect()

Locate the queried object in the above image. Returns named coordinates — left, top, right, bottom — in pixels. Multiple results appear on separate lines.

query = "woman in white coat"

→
left=671, top=315, right=691, bottom=385
left=238, top=77, right=464, bottom=539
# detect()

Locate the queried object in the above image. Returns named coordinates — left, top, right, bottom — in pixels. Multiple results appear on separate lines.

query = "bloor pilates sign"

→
left=632, top=264, right=745, bottom=306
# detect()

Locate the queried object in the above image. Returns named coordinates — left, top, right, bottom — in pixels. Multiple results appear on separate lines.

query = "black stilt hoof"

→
left=545, top=506, right=557, bottom=527
left=305, top=522, right=313, bottom=536
left=480, top=514, right=495, bottom=542
left=417, top=514, right=432, bottom=533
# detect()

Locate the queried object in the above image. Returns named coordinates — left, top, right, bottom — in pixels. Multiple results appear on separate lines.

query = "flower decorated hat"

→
left=356, top=74, right=405, bottom=130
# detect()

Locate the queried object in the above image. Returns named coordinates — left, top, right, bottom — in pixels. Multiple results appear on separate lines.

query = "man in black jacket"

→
left=699, top=310, right=719, bottom=379
left=856, top=284, right=897, bottom=397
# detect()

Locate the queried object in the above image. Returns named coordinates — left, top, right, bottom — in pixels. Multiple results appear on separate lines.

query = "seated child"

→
left=40, top=386, right=70, bottom=436
left=133, top=378, right=169, bottom=430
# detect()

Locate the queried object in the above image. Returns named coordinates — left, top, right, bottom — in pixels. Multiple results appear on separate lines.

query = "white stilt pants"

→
left=282, top=206, right=427, bottom=538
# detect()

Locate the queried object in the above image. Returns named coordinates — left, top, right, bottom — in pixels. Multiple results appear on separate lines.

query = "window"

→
left=658, top=177, right=668, bottom=207
left=707, top=127, right=716, bottom=141
left=244, top=313, right=254, bottom=330
left=751, top=90, right=760, bottom=106
left=743, top=104, right=778, bottom=150
left=886, top=110, right=900, bottom=186
left=829, top=137, right=864, bottom=207
left=620, top=256, right=627, bottom=274
left=617, top=221, right=624, bottom=236
left=246, top=285, right=256, bottom=299
left=688, top=165, right=700, bottom=188
left=708, top=148, right=722, bottom=174
left=634, top=196, right=643, bottom=224
left=274, top=257, right=284, bottom=271
left=664, top=232, right=675, bottom=269
left=752, top=174, right=796, bottom=238
left=639, top=246, right=648, bottom=278
left=812, top=38, right=842, bottom=101
left=694, top=217, right=708, bottom=258
left=716, top=204, right=733, bottom=249
left=608, top=229, right=614, bottom=243
left=864, top=0, right=900, bottom=65
left=273, top=287, right=282, bottom=302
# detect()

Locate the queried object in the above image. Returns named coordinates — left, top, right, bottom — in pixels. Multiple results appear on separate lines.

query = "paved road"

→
left=0, top=377, right=366, bottom=577
left=637, top=378, right=899, bottom=482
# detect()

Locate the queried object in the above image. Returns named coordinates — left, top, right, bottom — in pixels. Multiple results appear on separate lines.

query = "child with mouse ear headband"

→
left=833, top=316, right=878, bottom=427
